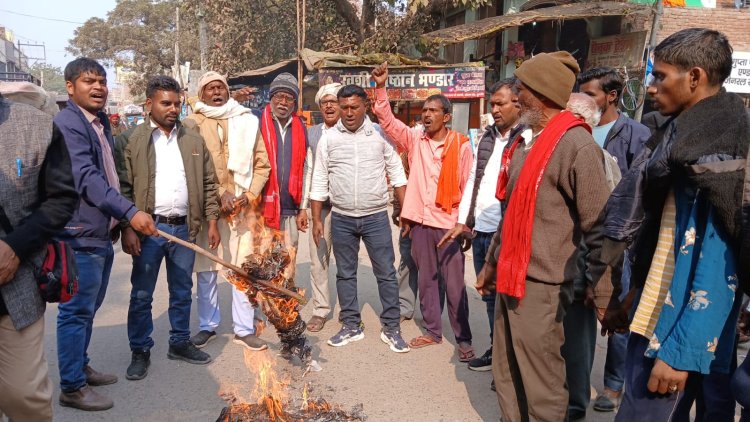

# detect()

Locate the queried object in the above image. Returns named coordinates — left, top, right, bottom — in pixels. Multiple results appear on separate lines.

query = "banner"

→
left=587, top=32, right=648, bottom=69
left=318, top=66, right=485, bottom=100
left=724, top=52, right=750, bottom=95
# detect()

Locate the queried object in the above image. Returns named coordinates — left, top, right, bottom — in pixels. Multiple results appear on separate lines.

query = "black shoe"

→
left=190, top=330, right=217, bottom=348
left=491, top=380, right=496, bottom=391
left=168, top=341, right=212, bottom=364
left=126, top=351, right=151, bottom=381
left=468, top=348, right=492, bottom=372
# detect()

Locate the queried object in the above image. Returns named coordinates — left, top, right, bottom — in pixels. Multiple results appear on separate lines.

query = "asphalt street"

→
left=41, top=214, right=743, bottom=421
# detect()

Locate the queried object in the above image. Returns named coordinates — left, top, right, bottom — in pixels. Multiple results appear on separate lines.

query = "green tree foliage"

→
left=67, top=0, right=199, bottom=96
left=29, top=62, right=66, bottom=93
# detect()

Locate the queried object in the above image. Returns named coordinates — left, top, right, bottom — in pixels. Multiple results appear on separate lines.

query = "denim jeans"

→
left=331, top=211, right=400, bottom=330
left=57, top=244, right=114, bottom=392
left=128, top=222, right=195, bottom=352
left=561, top=300, right=597, bottom=420
left=604, top=332, right=628, bottom=391
left=472, top=231, right=496, bottom=341
left=397, top=229, right=419, bottom=318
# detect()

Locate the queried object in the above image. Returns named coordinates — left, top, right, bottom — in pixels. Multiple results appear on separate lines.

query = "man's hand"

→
left=121, top=227, right=141, bottom=256
left=312, top=219, right=323, bottom=248
left=438, top=224, right=465, bottom=248
left=231, top=87, right=257, bottom=103
left=220, top=192, right=235, bottom=216
left=648, top=359, right=688, bottom=394
left=371, top=62, right=389, bottom=88
left=207, top=220, right=220, bottom=250
left=739, top=309, right=750, bottom=336
left=233, top=193, right=250, bottom=215
left=110, top=228, right=121, bottom=244
left=0, top=240, right=20, bottom=285
left=130, top=211, right=158, bottom=236
left=474, top=264, right=491, bottom=296
left=296, top=210, right=309, bottom=233
left=391, top=213, right=400, bottom=227
left=399, top=217, right=412, bottom=238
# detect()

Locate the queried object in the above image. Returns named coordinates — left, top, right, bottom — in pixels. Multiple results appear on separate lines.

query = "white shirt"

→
left=274, top=115, right=293, bottom=140
left=457, top=126, right=514, bottom=233
left=151, top=122, right=189, bottom=216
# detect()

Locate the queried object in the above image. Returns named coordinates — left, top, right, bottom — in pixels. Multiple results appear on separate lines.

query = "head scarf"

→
left=198, top=71, right=230, bottom=100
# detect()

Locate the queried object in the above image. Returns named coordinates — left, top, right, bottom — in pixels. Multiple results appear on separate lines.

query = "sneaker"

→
left=468, top=348, right=492, bottom=371
left=190, top=330, right=217, bottom=348
left=380, top=328, right=410, bottom=353
left=327, top=325, right=364, bottom=347
left=126, top=351, right=150, bottom=381
left=168, top=341, right=212, bottom=364
left=232, top=334, right=268, bottom=351
left=593, top=389, right=622, bottom=412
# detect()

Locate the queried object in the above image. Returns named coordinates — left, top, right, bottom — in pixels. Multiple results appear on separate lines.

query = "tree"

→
left=29, top=63, right=66, bottom=93
left=68, top=0, right=199, bottom=96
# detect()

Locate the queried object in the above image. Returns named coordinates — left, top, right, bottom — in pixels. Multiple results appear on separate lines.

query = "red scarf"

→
left=495, top=111, right=587, bottom=299
left=435, top=130, right=470, bottom=212
left=260, top=105, right=306, bottom=229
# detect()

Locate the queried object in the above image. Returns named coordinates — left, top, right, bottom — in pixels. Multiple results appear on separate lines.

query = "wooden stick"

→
left=156, top=229, right=308, bottom=305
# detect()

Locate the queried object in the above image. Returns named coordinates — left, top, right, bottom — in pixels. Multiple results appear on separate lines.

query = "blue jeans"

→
left=128, top=223, right=195, bottom=352
left=57, top=244, right=114, bottom=392
left=472, top=231, right=496, bottom=341
left=331, top=211, right=400, bottom=330
left=561, top=300, right=597, bottom=420
left=604, top=332, right=628, bottom=391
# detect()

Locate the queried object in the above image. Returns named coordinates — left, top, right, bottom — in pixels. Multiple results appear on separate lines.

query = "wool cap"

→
left=269, top=72, right=299, bottom=100
left=198, top=71, right=229, bottom=99
left=514, top=51, right=581, bottom=109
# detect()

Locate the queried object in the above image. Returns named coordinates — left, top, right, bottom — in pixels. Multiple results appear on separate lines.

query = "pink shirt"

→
left=373, top=87, right=473, bottom=230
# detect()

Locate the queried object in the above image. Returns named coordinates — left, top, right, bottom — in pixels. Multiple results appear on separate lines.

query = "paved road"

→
left=42, top=217, right=741, bottom=421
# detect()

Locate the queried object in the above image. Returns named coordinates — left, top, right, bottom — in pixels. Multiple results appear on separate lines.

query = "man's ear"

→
left=66, top=80, right=74, bottom=96
left=443, top=113, right=451, bottom=124
left=688, top=67, right=704, bottom=89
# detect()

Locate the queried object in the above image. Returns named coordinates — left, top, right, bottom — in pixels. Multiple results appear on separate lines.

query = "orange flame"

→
left=244, top=350, right=290, bottom=421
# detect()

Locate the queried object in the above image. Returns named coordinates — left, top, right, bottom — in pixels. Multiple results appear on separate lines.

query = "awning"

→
left=422, top=1, right=652, bottom=44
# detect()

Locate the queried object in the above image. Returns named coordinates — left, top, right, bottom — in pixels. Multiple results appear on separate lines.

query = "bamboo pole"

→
left=156, top=229, right=307, bottom=305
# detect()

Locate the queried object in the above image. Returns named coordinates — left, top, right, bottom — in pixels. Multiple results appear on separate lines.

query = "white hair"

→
left=566, top=93, right=601, bottom=127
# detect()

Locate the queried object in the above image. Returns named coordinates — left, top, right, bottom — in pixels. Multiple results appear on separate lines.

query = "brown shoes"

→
left=59, top=385, right=114, bottom=411
left=306, top=316, right=327, bottom=332
left=84, top=365, right=118, bottom=386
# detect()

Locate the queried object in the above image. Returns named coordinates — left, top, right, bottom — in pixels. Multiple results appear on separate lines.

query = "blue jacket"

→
left=603, top=113, right=651, bottom=176
left=53, top=100, right=138, bottom=248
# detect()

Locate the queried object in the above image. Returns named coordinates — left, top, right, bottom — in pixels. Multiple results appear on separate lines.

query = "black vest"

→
left=465, top=124, right=526, bottom=230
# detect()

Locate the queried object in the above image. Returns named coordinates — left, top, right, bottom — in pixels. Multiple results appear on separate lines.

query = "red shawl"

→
left=260, top=105, right=306, bottom=229
left=495, top=111, right=587, bottom=299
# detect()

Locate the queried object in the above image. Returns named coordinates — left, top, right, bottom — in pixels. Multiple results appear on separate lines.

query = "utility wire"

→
left=0, top=8, right=85, bottom=25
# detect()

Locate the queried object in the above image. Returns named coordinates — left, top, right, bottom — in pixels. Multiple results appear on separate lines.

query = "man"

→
left=54, top=58, right=157, bottom=411
left=109, top=114, right=127, bottom=137
left=562, top=92, right=622, bottom=421
left=476, top=51, right=613, bottom=421
left=608, top=28, right=748, bottom=421
left=300, top=83, right=341, bottom=332
left=0, top=97, right=78, bottom=421
left=183, top=71, right=271, bottom=351
left=576, top=67, right=651, bottom=414
left=259, top=73, right=308, bottom=269
left=440, top=78, right=522, bottom=373
left=119, top=75, right=220, bottom=381
left=309, top=84, right=409, bottom=352
left=371, top=62, right=474, bottom=360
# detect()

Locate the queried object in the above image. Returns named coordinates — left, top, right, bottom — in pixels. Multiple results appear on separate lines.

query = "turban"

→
left=315, top=83, right=342, bottom=106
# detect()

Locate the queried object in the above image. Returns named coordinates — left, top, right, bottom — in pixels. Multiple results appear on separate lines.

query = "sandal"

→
left=458, top=343, right=475, bottom=362
left=409, top=335, right=442, bottom=349
left=306, top=316, right=327, bottom=333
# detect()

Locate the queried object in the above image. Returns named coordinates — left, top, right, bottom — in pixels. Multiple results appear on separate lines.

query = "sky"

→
left=0, top=1, right=116, bottom=70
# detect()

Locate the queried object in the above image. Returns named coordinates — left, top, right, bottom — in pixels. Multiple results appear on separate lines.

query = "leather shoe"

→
left=84, top=365, right=118, bottom=386
left=59, top=385, right=114, bottom=411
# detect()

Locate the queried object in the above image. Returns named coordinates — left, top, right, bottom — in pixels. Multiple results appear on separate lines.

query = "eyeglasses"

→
left=272, top=93, right=296, bottom=104
left=320, top=100, right=338, bottom=107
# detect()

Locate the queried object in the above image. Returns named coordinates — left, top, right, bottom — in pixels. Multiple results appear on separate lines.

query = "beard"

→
left=518, top=101, right=545, bottom=128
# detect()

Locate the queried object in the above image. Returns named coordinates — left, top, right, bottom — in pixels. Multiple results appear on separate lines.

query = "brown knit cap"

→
left=514, top=51, right=581, bottom=109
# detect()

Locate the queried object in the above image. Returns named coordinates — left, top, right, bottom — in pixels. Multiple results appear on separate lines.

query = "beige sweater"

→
left=485, top=126, right=614, bottom=307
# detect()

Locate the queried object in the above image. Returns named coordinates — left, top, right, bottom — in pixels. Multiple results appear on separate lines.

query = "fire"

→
left=245, top=350, right=289, bottom=421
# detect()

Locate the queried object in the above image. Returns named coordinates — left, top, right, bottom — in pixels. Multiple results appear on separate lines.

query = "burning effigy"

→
left=224, top=231, right=317, bottom=370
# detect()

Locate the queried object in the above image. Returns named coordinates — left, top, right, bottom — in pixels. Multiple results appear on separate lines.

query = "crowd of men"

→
left=0, top=27, right=749, bottom=421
